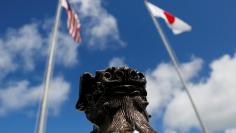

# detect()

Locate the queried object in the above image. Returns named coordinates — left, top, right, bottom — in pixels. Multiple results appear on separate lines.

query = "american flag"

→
left=61, top=0, right=81, bottom=43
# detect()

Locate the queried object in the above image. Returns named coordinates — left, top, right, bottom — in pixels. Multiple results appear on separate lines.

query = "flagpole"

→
left=37, top=0, right=62, bottom=133
left=144, top=1, right=209, bottom=133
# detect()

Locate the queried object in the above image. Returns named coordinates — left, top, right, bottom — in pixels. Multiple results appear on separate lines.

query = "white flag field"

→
left=146, top=1, right=192, bottom=35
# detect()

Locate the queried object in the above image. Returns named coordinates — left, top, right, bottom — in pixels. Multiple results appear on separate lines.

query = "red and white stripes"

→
left=61, top=0, right=81, bottom=43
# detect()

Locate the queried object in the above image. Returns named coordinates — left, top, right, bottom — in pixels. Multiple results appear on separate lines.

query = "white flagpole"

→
left=144, top=1, right=209, bottom=133
left=37, top=0, right=62, bottom=133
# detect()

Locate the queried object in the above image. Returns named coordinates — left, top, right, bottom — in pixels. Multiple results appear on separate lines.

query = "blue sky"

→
left=1, top=0, right=236, bottom=133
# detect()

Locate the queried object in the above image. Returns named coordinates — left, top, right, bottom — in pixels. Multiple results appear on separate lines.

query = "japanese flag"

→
left=146, top=1, right=192, bottom=35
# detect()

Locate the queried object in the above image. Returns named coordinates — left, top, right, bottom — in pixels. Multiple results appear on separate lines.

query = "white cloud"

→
left=225, top=128, right=236, bottom=133
left=164, top=129, right=177, bottom=133
left=163, top=54, right=236, bottom=132
left=0, top=43, right=16, bottom=77
left=145, top=54, right=236, bottom=133
left=109, top=57, right=126, bottom=67
left=0, top=76, right=70, bottom=116
left=0, top=24, right=45, bottom=77
left=0, top=20, right=78, bottom=116
left=70, top=0, right=125, bottom=48
left=0, top=21, right=79, bottom=78
left=146, top=58, right=203, bottom=116
left=56, top=32, right=79, bottom=67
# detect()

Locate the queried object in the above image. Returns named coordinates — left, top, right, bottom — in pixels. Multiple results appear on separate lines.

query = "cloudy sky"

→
left=1, top=0, right=236, bottom=133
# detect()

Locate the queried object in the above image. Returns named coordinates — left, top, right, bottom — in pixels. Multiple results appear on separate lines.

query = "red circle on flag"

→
left=164, top=11, right=175, bottom=24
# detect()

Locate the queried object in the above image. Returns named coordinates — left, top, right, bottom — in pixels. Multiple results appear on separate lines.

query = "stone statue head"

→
left=76, top=67, right=157, bottom=133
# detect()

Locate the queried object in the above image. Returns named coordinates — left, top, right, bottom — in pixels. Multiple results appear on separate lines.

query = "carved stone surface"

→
left=76, top=67, right=157, bottom=133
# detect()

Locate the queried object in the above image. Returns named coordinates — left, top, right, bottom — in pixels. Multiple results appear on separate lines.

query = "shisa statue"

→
left=76, top=67, right=157, bottom=133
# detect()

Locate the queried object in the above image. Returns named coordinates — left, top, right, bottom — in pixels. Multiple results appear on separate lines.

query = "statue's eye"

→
left=130, top=70, right=138, bottom=79
left=115, top=70, right=124, bottom=78
left=104, top=72, right=112, bottom=79
left=138, top=73, right=145, bottom=80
